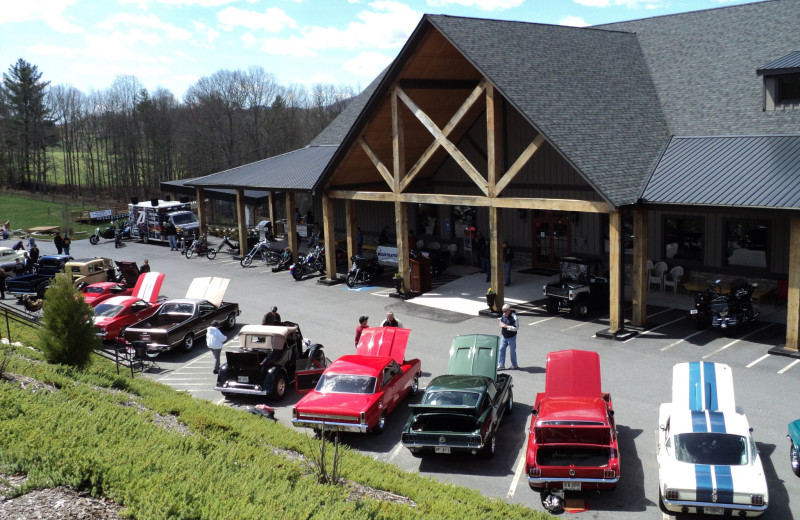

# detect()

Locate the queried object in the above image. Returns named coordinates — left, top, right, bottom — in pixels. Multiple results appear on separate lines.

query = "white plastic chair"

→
left=663, top=266, right=684, bottom=295
left=649, top=261, right=668, bottom=291
left=428, top=241, right=441, bottom=250
left=416, top=239, right=425, bottom=249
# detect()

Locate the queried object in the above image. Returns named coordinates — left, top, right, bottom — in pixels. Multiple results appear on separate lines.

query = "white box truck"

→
left=129, top=200, right=199, bottom=244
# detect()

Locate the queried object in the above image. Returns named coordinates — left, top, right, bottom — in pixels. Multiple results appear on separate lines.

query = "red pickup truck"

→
left=525, top=349, right=619, bottom=512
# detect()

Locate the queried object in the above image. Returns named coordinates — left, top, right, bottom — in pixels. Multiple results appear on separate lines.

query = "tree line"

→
left=0, top=58, right=354, bottom=201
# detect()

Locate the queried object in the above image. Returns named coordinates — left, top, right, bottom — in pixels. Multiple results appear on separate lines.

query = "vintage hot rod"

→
left=401, top=334, right=512, bottom=458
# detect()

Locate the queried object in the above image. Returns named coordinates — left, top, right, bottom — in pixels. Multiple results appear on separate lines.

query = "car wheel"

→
left=506, top=389, right=513, bottom=415
left=142, top=234, right=149, bottom=244
left=572, top=298, right=590, bottom=319
left=346, top=273, right=357, bottom=287
left=545, top=299, right=559, bottom=314
left=89, top=235, right=99, bottom=245
left=482, top=433, right=496, bottom=458
left=410, top=374, right=419, bottom=396
left=241, top=256, right=252, bottom=267
left=791, top=443, right=800, bottom=477
left=207, top=249, right=217, bottom=260
left=271, top=372, right=288, bottom=400
left=372, top=411, right=387, bottom=434
left=181, top=333, right=194, bottom=353
left=224, top=312, right=236, bottom=331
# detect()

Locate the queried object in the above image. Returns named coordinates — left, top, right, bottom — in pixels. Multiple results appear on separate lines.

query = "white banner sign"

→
left=376, top=246, right=398, bottom=266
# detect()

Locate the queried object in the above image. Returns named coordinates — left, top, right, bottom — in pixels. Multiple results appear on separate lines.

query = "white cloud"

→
left=0, top=0, right=83, bottom=34
left=192, top=21, right=221, bottom=48
left=216, top=6, right=297, bottom=32
left=118, top=0, right=238, bottom=7
left=426, top=0, right=524, bottom=9
left=98, top=13, right=193, bottom=41
left=343, top=51, right=393, bottom=78
left=240, top=32, right=257, bottom=48
left=559, top=15, right=589, bottom=27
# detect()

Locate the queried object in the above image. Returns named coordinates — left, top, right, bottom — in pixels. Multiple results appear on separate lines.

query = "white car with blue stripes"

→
left=657, top=361, right=768, bottom=516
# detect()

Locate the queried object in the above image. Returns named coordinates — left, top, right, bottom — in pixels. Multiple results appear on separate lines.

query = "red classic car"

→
left=292, top=327, right=421, bottom=434
left=81, top=261, right=141, bottom=306
left=526, top=349, right=619, bottom=512
left=93, top=271, right=166, bottom=341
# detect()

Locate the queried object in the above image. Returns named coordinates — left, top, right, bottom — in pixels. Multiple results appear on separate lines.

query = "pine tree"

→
left=36, top=273, right=99, bottom=367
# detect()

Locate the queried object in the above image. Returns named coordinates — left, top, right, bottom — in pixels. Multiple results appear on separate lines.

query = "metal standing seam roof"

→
left=160, top=179, right=271, bottom=202
left=641, top=135, right=800, bottom=208
left=757, top=50, right=800, bottom=75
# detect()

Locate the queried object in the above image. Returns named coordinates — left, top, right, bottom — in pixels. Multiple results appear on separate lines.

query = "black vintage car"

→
left=214, top=322, right=326, bottom=400
left=543, top=257, right=608, bottom=319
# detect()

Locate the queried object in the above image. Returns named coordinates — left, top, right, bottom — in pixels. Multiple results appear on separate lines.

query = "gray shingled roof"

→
left=185, top=145, right=337, bottom=192
left=642, top=135, right=800, bottom=208
left=757, top=50, right=800, bottom=75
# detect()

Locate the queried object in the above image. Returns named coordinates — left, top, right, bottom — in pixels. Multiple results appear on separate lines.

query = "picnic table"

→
left=27, top=226, right=60, bottom=233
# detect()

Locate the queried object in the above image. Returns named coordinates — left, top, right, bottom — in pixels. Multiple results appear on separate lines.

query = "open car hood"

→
left=185, top=277, right=229, bottom=307
left=448, top=334, right=499, bottom=380
left=355, top=327, right=410, bottom=364
left=132, top=271, right=165, bottom=304
left=115, top=260, right=140, bottom=287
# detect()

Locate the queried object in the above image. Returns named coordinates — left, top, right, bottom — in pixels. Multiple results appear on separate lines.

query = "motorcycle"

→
left=185, top=232, right=209, bottom=258
left=686, top=279, right=721, bottom=329
left=290, top=246, right=326, bottom=281
left=207, top=235, right=239, bottom=259
left=90, top=220, right=129, bottom=245
left=241, top=239, right=281, bottom=267
left=346, top=255, right=384, bottom=287
left=271, top=248, right=293, bottom=272
left=710, top=279, right=759, bottom=335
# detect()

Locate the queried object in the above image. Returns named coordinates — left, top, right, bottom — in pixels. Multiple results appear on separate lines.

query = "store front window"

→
left=664, top=217, right=703, bottom=263
left=725, top=221, right=768, bottom=269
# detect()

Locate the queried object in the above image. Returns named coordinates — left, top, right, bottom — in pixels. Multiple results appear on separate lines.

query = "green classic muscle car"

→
left=401, top=334, right=513, bottom=458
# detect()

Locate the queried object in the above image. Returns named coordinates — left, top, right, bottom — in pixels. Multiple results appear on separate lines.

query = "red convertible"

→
left=93, top=271, right=166, bottom=341
left=81, top=261, right=141, bottom=306
left=292, top=327, right=421, bottom=434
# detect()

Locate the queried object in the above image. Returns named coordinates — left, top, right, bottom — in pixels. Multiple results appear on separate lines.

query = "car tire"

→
left=372, top=411, right=387, bottom=434
left=241, top=256, right=252, bottom=267
left=346, top=273, right=357, bottom=287
left=181, top=333, right=194, bottom=353
left=271, top=372, right=288, bottom=400
left=482, top=433, right=496, bottom=458
left=791, top=443, right=800, bottom=477
left=410, top=374, right=419, bottom=396
left=207, top=249, right=217, bottom=260
left=224, top=312, right=236, bottom=331
left=572, top=297, right=590, bottom=319
left=506, top=389, right=513, bottom=415
left=545, top=299, right=559, bottom=314
left=89, top=235, right=99, bottom=245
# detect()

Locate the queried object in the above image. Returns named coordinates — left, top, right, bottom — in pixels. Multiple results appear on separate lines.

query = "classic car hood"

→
left=448, top=334, right=499, bottom=379
left=672, top=361, right=735, bottom=412
left=132, top=271, right=165, bottom=303
left=545, top=350, right=602, bottom=399
left=355, top=327, right=409, bottom=364
left=185, top=277, right=229, bottom=307
left=115, top=260, right=140, bottom=287
left=296, top=390, right=378, bottom=417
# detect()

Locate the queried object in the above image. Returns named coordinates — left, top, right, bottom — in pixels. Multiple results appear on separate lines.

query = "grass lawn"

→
left=0, top=194, right=101, bottom=240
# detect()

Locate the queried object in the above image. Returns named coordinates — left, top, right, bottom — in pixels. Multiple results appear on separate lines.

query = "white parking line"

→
left=778, top=359, right=800, bottom=375
left=624, top=316, right=685, bottom=342
left=746, top=354, right=771, bottom=368
left=507, top=449, right=526, bottom=499
left=560, top=321, right=596, bottom=332
left=701, top=323, right=774, bottom=359
left=387, top=442, right=405, bottom=463
left=660, top=330, right=705, bottom=351
left=165, top=383, right=215, bottom=387
left=528, top=317, right=556, bottom=326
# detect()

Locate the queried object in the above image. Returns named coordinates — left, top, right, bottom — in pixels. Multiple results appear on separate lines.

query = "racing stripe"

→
left=714, top=465, right=734, bottom=504
left=689, top=361, right=702, bottom=410
left=691, top=410, right=708, bottom=432
left=702, top=361, right=718, bottom=410
left=708, top=411, right=726, bottom=433
left=695, top=464, right=714, bottom=502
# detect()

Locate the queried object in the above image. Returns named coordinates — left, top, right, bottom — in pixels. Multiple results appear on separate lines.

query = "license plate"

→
left=237, top=376, right=249, bottom=383
left=689, top=309, right=698, bottom=315
left=703, top=506, right=724, bottom=515
left=563, top=482, right=581, bottom=491
left=434, top=446, right=451, bottom=454
left=141, top=334, right=150, bottom=341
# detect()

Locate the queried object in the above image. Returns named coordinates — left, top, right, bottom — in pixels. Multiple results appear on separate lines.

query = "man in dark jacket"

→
left=53, top=232, right=63, bottom=254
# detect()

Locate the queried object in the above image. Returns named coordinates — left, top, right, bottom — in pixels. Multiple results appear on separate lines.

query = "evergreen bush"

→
left=36, top=273, right=99, bottom=367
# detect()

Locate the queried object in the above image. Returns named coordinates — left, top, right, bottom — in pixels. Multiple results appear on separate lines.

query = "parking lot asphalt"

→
left=56, top=237, right=800, bottom=519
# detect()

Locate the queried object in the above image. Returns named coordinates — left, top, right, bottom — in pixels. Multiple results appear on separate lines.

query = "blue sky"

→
left=0, top=0, right=758, bottom=100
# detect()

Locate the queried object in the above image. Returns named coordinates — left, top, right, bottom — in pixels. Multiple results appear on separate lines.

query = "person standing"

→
left=381, top=311, right=402, bottom=327
left=140, top=259, right=151, bottom=273
left=53, top=232, right=63, bottom=254
left=165, top=221, right=178, bottom=251
left=12, top=258, right=24, bottom=278
left=206, top=325, right=227, bottom=374
left=29, top=244, right=40, bottom=265
left=378, top=225, right=390, bottom=245
left=22, top=252, right=33, bottom=274
left=295, top=207, right=302, bottom=224
left=355, top=315, right=369, bottom=347
left=502, top=241, right=514, bottom=286
left=0, top=267, right=7, bottom=299
left=262, top=306, right=282, bottom=325
left=26, top=234, right=35, bottom=249
left=498, top=304, right=519, bottom=370
left=480, top=236, right=491, bottom=283
left=62, top=234, right=71, bottom=256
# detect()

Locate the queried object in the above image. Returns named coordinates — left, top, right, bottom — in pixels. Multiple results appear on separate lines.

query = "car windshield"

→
left=315, top=374, right=376, bottom=394
left=673, top=433, right=748, bottom=465
left=171, top=213, right=198, bottom=225
left=94, top=304, right=124, bottom=317
left=84, top=287, right=105, bottom=294
left=422, top=390, right=480, bottom=407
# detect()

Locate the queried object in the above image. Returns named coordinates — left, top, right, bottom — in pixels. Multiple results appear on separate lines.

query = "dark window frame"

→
left=723, top=218, right=770, bottom=271
left=662, top=216, right=705, bottom=265
left=776, top=73, right=800, bottom=104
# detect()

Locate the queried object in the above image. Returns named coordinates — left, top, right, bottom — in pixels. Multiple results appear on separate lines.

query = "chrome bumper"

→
left=213, top=384, right=267, bottom=396
left=661, top=497, right=767, bottom=514
left=292, top=418, right=368, bottom=433
left=527, top=476, right=620, bottom=485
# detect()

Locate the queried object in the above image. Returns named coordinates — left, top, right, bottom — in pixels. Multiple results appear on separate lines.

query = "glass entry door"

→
left=532, top=211, right=571, bottom=268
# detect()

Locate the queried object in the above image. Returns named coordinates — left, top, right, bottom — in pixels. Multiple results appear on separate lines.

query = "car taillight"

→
left=751, top=495, right=764, bottom=506
left=405, top=433, right=416, bottom=443
left=529, top=466, right=541, bottom=477
left=542, top=286, right=547, bottom=296
left=568, top=290, right=574, bottom=299
left=603, top=469, right=616, bottom=479
left=360, top=412, right=366, bottom=424
left=666, top=489, right=678, bottom=500
left=292, top=408, right=298, bottom=419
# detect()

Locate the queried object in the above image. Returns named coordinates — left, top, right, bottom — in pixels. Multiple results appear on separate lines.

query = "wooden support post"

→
left=786, top=216, right=800, bottom=351
left=345, top=200, right=357, bottom=268
left=235, top=189, right=247, bottom=257
left=395, top=201, right=409, bottom=293
left=487, top=84, right=504, bottom=310
left=322, top=194, right=336, bottom=279
left=489, top=207, right=503, bottom=309
left=195, top=187, right=206, bottom=235
left=632, top=207, right=648, bottom=327
left=267, top=191, right=276, bottom=237
left=609, top=210, right=624, bottom=334
left=286, top=192, right=298, bottom=259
